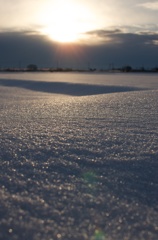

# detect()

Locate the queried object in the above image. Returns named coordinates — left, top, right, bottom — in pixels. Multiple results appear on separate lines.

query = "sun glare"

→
left=39, top=0, right=96, bottom=43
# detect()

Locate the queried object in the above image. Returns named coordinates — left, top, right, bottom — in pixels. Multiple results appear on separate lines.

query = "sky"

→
left=0, top=0, right=158, bottom=69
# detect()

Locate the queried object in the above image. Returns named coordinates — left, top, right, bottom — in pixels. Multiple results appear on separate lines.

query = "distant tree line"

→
left=0, top=63, right=158, bottom=73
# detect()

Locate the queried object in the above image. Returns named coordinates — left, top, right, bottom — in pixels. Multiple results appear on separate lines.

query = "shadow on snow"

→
left=0, top=79, right=144, bottom=96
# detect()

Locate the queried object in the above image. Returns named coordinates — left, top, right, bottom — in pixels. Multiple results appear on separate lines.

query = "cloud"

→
left=0, top=29, right=158, bottom=69
left=87, top=29, right=122, bottom=36
left=81, top=28, right=158, bottom=67
left=85, top=28, right=158, bottom=45
left=0, top=31, right=54, bottom=66
left=0, top=30, right=89, bottom=68
left=147, top=40, right=158, bottom=45
left=83, top=29, right=123, bottom=45
left=138, top=1, right=158, bottom=10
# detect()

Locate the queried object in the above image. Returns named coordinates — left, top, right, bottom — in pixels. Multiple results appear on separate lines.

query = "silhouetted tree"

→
left=27, top=64, right=38, bottom=71
left=122, top=65, right=132, bottom=72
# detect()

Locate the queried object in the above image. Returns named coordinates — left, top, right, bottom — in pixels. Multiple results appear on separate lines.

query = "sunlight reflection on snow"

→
left=1, top=73, right=158, bottom=240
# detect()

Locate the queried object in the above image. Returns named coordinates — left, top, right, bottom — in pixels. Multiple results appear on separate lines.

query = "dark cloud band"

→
left=0, top=29, right=158, bottom=68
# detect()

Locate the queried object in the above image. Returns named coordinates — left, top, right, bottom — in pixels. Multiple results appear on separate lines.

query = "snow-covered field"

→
left=0, top=72, right=158, bottom=240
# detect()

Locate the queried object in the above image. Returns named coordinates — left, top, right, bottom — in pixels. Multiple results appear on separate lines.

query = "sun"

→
left=46, top=28, right=79, bottom=43
left=43, top=15, right=82, bottom=43
left=38, top=0, right=96, bottom=43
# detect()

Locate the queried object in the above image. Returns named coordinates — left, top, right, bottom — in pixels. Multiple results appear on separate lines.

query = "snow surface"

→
left=0, top=73, right=158, bottom=240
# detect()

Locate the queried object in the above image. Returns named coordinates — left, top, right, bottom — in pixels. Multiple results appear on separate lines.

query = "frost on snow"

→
left=0, top=73, right=158, bottom=240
